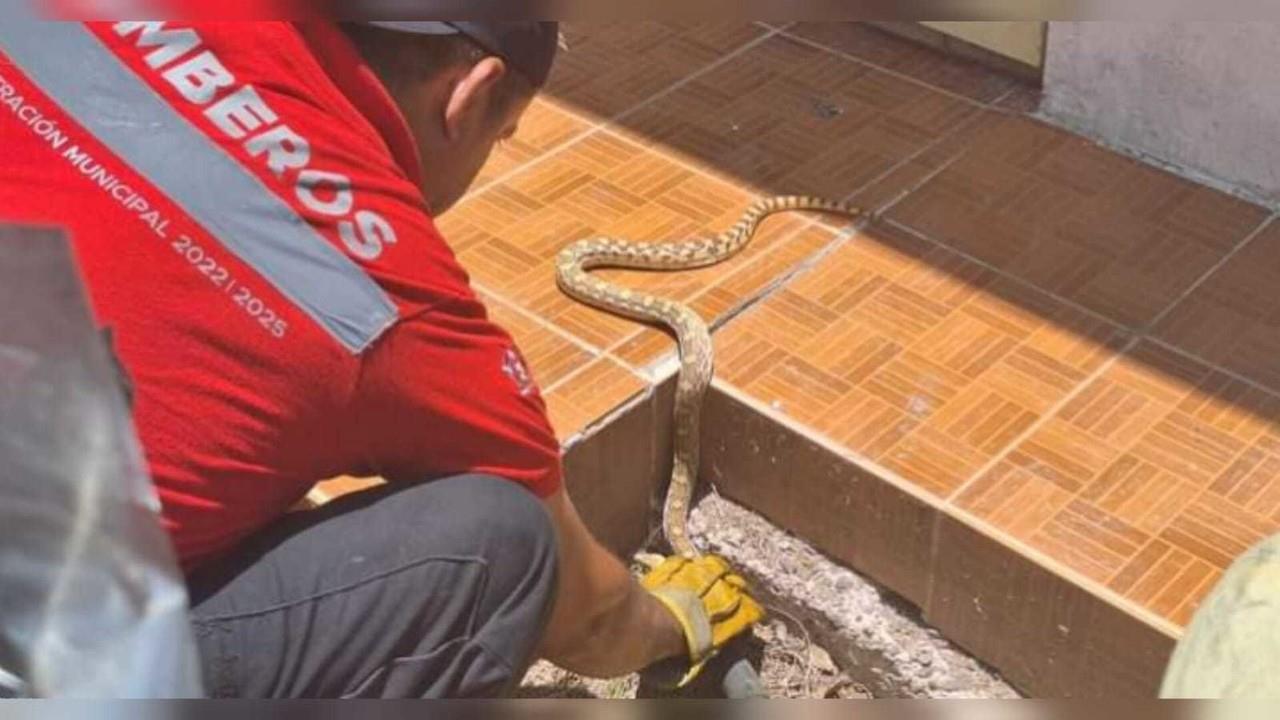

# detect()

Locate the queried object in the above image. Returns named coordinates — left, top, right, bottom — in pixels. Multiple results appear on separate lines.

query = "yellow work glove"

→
left=640, top=554, right=765, bottom=688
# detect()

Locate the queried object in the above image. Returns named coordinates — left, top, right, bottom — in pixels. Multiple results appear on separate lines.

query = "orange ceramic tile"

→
left=546, top=23, right=767, bottom=121
left=960, top=340, right=1280, bottom=624
left=787, top=23, right=1022, bottom=104
left=477, top=290, right=596, bottom=391
left=615, top=35, right=978, bottom=200
left=610, top=223, right=840, bottom=369
left=1032, top=498, right=1149, bottom=583
left=1155, top=221, right=1280, bottom=393
left=888, top=114, right=1270, bottom=329
left=543, top=358, right=648, bottom=441
left=715, top=221, right=1123, bottom=500
left=472, top=98, right=592, bottom=188
left=957, top=461, right=1073, bottom=539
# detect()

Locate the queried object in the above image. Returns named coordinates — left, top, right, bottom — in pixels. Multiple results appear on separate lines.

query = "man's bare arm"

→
left=534, top=487, right=686, bottom=678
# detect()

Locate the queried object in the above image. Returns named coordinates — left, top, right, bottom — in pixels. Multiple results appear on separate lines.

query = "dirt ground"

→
left=517, top=493, right=1018, bottom=699
left=518, top=617, right=871, bottom=699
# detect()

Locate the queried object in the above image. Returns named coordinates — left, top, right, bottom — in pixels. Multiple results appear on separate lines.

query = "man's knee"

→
left=429, top=475, right=558, bottom=684
left=425, top=475, right=558, bottom=614
left=427, top=475, right=556, bottom=568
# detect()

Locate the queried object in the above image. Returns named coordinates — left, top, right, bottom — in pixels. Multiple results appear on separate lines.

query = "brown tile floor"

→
left=320, top=23, right=1280, bottom=637
left=787, top=22, right=1023, bottom=104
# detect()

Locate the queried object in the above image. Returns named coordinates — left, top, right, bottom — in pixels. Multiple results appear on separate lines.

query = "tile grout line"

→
left=882, top=217, right=1130, bottom=336
left=713, top=378, right=1185, bottom=640
left=462, top=26, right=782, bottom=203
left=464, top=107, right=601, bottom=200
left=945, top=502, right=1186, bottom=639
left=597, top=218, right=834, bottom=373
left=1140, top=211, right=1280, bottom=336
left=943, top=337, right=1139, bottom=507
left=473, top=20, right=1036, bottom=370
left=610, top=27, right=782, bottom=127
left=706, top=226, right=859, bottom=337
left=475, top=281, right=609, bottom=359
left=986, top=85, right=1020, bottom=108
left=1147, top=335, right=1280, bottom=402
left=541, top=345, right=644, bottom=397
left=775, top=27, right=992, bottom=111
left=557, top=377, right=658, bottom=450
left=473, top=282, right=647, bottom=396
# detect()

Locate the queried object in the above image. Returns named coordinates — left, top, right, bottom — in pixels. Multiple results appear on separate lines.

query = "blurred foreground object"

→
left=1161, top=533, right=1280, bottom=698
left=0, top=225, right=203, bottom=698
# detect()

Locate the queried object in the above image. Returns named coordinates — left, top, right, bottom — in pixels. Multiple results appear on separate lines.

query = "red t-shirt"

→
left=0, top=20, right=562, bottom=570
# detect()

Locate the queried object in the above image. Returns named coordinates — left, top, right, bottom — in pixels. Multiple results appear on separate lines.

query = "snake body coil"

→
left=556, top=196, right=864, bottom=558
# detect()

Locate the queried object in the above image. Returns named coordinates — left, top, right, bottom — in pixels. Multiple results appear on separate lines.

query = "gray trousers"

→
left=186, top=475, right=559, bottom=698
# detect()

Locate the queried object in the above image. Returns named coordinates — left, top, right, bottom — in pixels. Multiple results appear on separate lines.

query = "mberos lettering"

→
left=112, top=22, right=399, bottom=261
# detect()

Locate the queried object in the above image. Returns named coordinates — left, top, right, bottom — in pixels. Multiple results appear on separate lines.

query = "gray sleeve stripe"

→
left=0, top=19, right=399, bottom=354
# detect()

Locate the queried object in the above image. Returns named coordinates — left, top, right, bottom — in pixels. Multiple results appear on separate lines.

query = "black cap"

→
left=366, top=21, right=559, bottom=88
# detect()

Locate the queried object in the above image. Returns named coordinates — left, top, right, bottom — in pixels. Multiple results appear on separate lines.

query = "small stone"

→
left=928, top=672, right=963, bottom=693
left=808, top=646, right=838, bottom=675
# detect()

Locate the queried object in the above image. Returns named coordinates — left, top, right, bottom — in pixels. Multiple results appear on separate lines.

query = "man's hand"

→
left=535, top=489, right=687, bottom=677
left=639, top=554, right=765, bottom=687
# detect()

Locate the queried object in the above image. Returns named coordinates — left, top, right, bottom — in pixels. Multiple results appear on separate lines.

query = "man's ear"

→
left=442, top=57, right=509, bottom=143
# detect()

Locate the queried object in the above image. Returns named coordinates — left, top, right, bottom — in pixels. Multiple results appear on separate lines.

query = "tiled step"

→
left=699, top=381, right=1178, bottom=697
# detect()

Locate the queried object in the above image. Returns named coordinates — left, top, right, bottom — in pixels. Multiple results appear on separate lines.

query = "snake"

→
left=556, top=195, right=865, bottom=558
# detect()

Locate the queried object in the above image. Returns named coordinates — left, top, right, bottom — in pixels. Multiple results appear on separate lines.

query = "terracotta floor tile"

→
left=473, top=98, right=592, bottom=188
left=960, top=339, right=1280, bottom=624
left=957, top=461, right=1073, bottom=540
left=787, top=23, right=1021, bottom=104
left=715, top=221, right=1124, bottom=501
left=546, top=23, right=767, bottom=121
left=615, top=34, right=979, bottom=200
left=543, top=358, right=648, bottom=441
left=1155, top=221, right=1280, bottom=393
left=888, top=114, right=1270, bottom=329
left=844, top=107, right=999, bottom=214
left=611, top=223, right=841, bottom=369
left=477, top=290, right=596, bottom=391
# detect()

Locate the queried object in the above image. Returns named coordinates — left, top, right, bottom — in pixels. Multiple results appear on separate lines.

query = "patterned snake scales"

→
left=556, top=196, right=865, bottom=558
